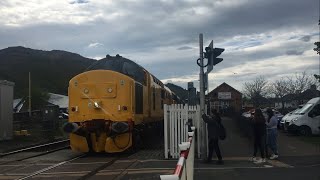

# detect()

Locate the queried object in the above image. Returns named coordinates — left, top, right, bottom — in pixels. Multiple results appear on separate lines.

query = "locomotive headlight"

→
left=84, top=88, right=89, bottom=94
left=112, top=122, right=129, bottom=134
left=107, top=88, right=113, bottom=93
left=94, top=101, right=101, bottom=108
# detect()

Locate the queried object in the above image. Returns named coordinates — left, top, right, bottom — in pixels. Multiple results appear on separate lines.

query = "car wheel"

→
left=299, top=126, right=312, bottom=136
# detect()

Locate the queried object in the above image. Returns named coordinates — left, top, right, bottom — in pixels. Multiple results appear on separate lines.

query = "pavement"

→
left=193, top=116, right=320, bottom=180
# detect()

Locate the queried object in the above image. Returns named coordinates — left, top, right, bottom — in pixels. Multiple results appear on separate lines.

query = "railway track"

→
left=0, top=139, right=70, bottom=165
left=0, top=139, right=70, bottom=157
left=0, top=131, right=168, bottom=179
left=2, top=152, right=135, bottom=180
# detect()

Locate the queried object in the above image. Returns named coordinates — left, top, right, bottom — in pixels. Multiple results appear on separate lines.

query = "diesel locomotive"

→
left=64, top=55, right=179, bottom=153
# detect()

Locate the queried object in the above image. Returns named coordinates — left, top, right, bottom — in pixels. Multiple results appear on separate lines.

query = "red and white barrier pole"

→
left=160, top=127, right=195, bottom=180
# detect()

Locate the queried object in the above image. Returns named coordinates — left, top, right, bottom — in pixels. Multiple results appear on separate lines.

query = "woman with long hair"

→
left=250, top=108, right=266, bottom=163
left=266, top=108, right=279, bottom=159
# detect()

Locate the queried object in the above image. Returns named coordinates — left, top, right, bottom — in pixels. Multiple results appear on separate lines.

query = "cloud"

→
left=0, top=0, right=318, bottom=91
left=286, top=50, right=304, bottom=56
left=299, top=35, right=311, bottom=42
left=177, top=46, right=193, bottom=50
left=70, top=0, right=89, bottom=4
left=88, top=42, right=103, bottom=48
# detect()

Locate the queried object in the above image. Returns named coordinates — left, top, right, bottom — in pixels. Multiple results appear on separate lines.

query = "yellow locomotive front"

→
left=66, top=69, right=135, bottom=153
left=65, top=55, right=173, bottom=153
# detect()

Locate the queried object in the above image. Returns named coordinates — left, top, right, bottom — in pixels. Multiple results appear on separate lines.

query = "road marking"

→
left=288, top=145, right=297, bottom=150
left=139, top=159, right=178, bottom=162
left=68, top=162, right=110, bottom=165
left=264, top=165, right=273, bottom=168
left=266, top=160, right=293, bottom=168
left=197, top=167, right=266, bottom=170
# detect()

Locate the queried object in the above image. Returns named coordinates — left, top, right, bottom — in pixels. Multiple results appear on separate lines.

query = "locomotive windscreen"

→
left=86, top=56, right=145, bottom=84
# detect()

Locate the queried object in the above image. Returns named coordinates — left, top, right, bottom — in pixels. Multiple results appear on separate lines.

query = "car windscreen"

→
left=294, top=103, right=313, bottom=115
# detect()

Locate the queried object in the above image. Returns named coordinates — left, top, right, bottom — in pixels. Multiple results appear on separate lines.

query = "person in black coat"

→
left=202, top=109, right=223, bottom=164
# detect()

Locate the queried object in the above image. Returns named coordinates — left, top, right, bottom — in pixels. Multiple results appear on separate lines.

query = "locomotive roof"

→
left=86, top=55, right=157, bottom=85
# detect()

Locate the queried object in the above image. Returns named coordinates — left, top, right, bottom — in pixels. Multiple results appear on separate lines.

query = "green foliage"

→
left=21, top=86, right=49, bottom=109
left=314, top=74, right=320, bottom=83
left=314, top=42, right=320, bottom=54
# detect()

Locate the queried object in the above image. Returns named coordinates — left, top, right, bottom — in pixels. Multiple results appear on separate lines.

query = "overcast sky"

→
left=0, top=0, right=319, bottom=92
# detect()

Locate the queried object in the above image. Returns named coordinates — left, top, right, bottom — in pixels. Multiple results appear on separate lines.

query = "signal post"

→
left=198, top=34, right=224, bottom=160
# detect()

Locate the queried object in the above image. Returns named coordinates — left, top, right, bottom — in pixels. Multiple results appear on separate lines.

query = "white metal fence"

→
left=164, top=104, right=200, bottom=159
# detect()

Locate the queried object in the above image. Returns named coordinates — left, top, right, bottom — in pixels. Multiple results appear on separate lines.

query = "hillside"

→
left=0, top=46, right=95, bottom=97
left=0, top=46, right=189, bottom=102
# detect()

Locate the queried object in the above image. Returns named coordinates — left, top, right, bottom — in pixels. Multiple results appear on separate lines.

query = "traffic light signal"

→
left=204, top=40, right=224, bottom=73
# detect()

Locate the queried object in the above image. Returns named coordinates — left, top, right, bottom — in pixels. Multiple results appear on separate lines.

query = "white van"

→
left=285, top=97, right=320, bottom=136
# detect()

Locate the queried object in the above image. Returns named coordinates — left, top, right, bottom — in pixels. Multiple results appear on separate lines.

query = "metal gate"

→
left=164, top=104, right=200, bottom=159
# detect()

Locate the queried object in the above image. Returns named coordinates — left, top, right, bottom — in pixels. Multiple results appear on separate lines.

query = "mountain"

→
left=0, top=46, right=95, bottom=97
left=165, top=83, right=188, bottom=102
left=0, top=46, right=188, bottom=102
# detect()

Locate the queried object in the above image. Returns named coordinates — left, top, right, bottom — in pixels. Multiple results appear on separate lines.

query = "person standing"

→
left=266, top=108, right=279, bottom=159
left=202, top=109, right=223, bottom=165
left=250, top=108, right=266, bottom=163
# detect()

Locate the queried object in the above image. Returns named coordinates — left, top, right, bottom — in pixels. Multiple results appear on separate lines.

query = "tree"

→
left=242, top=76, right=268, bottom=107
left=286, top=71, right=314, bottom=94
left=313, top=19, right=320, bottom=82
left=314, top=42, right=320, bottom=54
left=269, top=78, right=289, bottom=110
left=22, top=86, right=49, bottom=110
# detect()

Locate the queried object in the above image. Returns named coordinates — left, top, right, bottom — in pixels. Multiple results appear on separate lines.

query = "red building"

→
left=206, top=82, right=242, bottom=114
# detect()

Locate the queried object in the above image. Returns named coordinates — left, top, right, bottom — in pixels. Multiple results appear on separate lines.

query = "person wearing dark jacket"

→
left=250, top=108, right=266, bottom=163
left=202, top=109, right=223, bottom=164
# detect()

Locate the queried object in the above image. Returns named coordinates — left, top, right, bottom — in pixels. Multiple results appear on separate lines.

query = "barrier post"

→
left=160, top=127, right=196, bottom=180
left=164, top=104, right=169, bottom=159
left=187, top=128, right=195, bottom=180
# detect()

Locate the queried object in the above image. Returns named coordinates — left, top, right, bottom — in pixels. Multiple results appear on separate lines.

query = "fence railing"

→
left=160, top=127, right=196, bottom=180
left=164, top=104, right=200, bottom=159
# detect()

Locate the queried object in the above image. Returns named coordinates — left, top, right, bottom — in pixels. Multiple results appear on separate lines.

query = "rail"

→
left=0, top=139, right=69, bottom=157
left=160, top=127, right=195, bottom=180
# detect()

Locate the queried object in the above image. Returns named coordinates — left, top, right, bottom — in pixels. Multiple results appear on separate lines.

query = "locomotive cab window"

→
left=135, top=83, right=143, bottom=114
left=86, top=57, right=145, bottom=84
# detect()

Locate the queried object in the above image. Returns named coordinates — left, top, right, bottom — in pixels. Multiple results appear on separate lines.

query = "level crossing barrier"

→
left=163, top=104, right=200, bottom=159
left=160, top=127, right=196, bottom=180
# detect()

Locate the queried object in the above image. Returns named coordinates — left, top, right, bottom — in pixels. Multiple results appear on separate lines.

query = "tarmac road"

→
left=194, top=117, right=320, bottom=180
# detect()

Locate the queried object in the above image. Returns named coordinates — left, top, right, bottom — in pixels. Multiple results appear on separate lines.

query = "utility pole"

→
left=199, top=34, right=207, bottom=159
left=28, top=72, right=31, bottom=117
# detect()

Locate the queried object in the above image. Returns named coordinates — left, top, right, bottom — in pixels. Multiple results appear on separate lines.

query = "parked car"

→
left=59, top=112, right=69, bottom=119
left=285, top=97, right=320, bottom=136
left=280, top=108, right=301, bottom=130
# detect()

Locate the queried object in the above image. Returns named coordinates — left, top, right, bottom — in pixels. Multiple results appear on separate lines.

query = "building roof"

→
left=280, top=89, right=319, bottom=102
left=48, top=93, right=68, bottom=108
left=0, top=80, right=15, bottom=86
left=296, top=89, right=320, bottom=101
left=208, top=82, right=242, bottom=96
